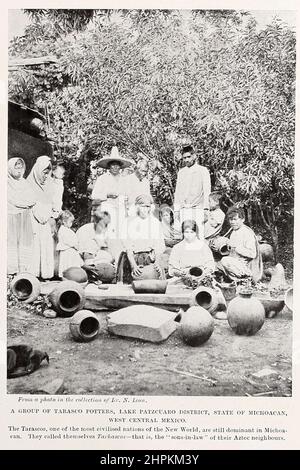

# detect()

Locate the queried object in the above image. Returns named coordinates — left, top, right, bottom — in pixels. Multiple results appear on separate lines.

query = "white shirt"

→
left=57, top=225, right=78, bottom=251
left=229, top=224, right=257, bottom=260
left=91, top=173, right=127, bottom=207
left=123, top=173, right=151, bottom=206
left=174, top=163, right=211, bottom=210
left=125, top=215, right=166, bottom=255
left=168, top=238, right=215, bottom=276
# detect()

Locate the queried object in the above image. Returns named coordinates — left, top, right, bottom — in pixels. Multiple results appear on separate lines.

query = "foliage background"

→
left=8, top=9, right=295, bottom=257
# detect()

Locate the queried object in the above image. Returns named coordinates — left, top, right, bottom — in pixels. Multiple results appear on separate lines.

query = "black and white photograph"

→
left=6, top=7, right=295, bottom=397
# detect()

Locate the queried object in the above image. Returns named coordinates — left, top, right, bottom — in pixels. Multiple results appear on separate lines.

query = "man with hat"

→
left=174, top=145, right=211, bottom=239
left=91, top=146, right=132, bottom=239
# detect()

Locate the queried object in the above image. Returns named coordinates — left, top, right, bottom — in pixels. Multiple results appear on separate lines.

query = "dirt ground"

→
left=7, top=232, right=293, bottom=397
left=7, top=303, right=292, bottom=397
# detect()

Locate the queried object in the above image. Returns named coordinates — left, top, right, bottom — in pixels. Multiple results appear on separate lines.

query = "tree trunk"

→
left=246, top=206, right=253, bottom=226
left=269, top=225, right=279, bottom=263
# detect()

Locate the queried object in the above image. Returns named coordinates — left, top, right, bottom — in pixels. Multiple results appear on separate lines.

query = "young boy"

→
left=219, top=207, right=263, bottom=282
left=204, top=192, right=225, bottom=240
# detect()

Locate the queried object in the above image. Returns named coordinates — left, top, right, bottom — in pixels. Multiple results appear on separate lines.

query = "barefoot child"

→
left=56, top=210, right=83, bottom=277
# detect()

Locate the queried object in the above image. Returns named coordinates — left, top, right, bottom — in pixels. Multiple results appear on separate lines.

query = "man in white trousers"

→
left=174, top=145, right=211, bottom=239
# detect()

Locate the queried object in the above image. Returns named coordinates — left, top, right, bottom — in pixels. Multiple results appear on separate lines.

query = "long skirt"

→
left=29, top=218, right=54, bottom=280
left=7, top=210, right=34, bottom=275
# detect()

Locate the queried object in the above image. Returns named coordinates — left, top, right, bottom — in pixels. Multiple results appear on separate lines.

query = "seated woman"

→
left=168, top=219, right=215, bottom=285
left=117, top=194, right=166, bottom=283
left=217, top=207, right=263, bottom=283
left=159, top=205, right=182, bottom=248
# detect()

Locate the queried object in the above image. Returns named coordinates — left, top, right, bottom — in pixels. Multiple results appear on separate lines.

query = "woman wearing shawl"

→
left=27, top=156, right=55, bottom=279
left=7, top=158, right=36, bottom=274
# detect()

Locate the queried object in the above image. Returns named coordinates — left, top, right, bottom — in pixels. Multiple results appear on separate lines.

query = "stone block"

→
left=107, top=305, right=179, bottom=343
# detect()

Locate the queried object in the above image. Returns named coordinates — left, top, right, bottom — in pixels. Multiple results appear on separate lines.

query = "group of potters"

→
left=7, top=145, right=263, bottom=287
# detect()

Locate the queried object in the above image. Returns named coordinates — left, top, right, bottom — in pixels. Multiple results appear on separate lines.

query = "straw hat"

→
left=97, top=146, right=133, bottom=169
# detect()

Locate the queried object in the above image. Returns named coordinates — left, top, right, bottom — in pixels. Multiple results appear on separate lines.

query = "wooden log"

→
left=84, top=284, right=192, bottom=312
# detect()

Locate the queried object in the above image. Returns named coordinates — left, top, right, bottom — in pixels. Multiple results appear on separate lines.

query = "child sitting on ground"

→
left=56, top=210, right=83, bottom=277
left=204, top=192, right=225, bottom=240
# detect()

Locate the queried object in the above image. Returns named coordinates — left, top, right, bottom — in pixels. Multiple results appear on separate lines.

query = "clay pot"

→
left=10, top=273, right=41, bottom=304
left=94, top=263, right=116, bottom=283
left=49, top=281, right=86, bottom=317
left=210, top=236, right=230, bottom=256
left=69, top=310, right=100, bottom=342
left=180, top=306, right=214, bottom=346
left=132, top=280, right=168, bottom=294
left=190, top=286, right=219, bottom=315
left=227, top=289, right=265, bottom=335
left=219, top=282, right=237, bottom=302
left=132, top=264, right=160, bottom=281
left=62, top=267, right=88, bottom=285
left=189, top=266, right=204, bottom=278
left=259, top=242, right=274, bottom=262
left=285, top=287, right=293, bottom=311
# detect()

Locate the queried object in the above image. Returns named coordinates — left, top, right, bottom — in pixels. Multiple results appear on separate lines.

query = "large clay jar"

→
left=49, top=280, right=86, bottom=317
left=210, top=236, right=230, bottom=256
left=94, top=263, right=116, bottom=283
left=259, top=242, right=274, bottom=262
left=190, top=286, right=219, bottom=315
left=10, top=273, right=41, bottom=304
left=132, top=264, right=160, bottom=281
left=180, top=306, right=214, bottom=346
left=227, top=289, right=265, bottom=335
left=69, top=310, right=100, bottom=342
left=63, top=267, right=88, bottom=286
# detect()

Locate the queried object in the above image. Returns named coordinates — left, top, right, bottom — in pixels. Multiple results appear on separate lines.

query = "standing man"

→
left=124, top=156, right=151, bottom=217
left=174, top=145, right=211, bottom=239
